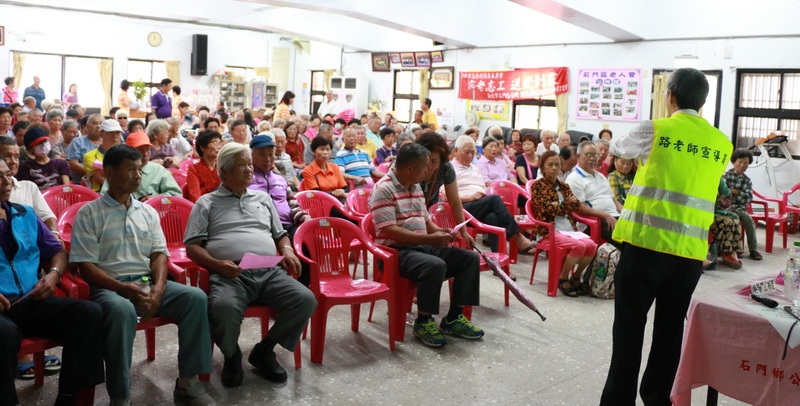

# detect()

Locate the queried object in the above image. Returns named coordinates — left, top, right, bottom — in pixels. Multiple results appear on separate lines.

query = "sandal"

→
left=519, top=243, right=537, bottom=255
left=558, top=279, right=579, bottom=297
left=16, top=361, right=35, bottom=380
left=44, top=354, right=61, bottom=374
left=749, top=250, right=763, bottom=261
left=570, top=278, right=589, bottom=296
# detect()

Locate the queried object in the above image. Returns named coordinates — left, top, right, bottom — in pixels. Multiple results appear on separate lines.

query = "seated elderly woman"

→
left=607, top=155, right=636, bottom=207
left=476, top=135, right=515, bottom=184
left=146, top=119, right=181, bottom=168
left=185, top=130, right=222, bottom=202
left=529, top=150, right=598, bottom=297
left=300, top=135, right=347, bottom=200
left=45, top=109, right=66, bottom=158
left=709, top=178, right=743, bottom=270
left=448, top=135, right=537, bottom=254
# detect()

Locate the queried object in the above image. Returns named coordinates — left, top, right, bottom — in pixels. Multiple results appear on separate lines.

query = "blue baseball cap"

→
left=250, top=134, right=275, bottom=149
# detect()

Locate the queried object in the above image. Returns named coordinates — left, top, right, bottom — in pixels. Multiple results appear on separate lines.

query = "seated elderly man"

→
left=0, top=158, right=105, bottom=406
left=70, top=145, right=214, bottom=406
left=369, top=143, right=483, bottom=347
left=248, top=134, right=311, bottom=285
left=184, top=142, right=317, bottom=388
left=449, top=135, right=536, bottom=255
left=565, top=141, right=621, bottom=244
left=100, top=131, right=181, bottom=201
left=303, top=123, right=338, bottom=165
left=269, top=128, right=300, bottom=190
left=334, top=128, right=385, bottom=188
left=83, top=119, right=123, bottom=191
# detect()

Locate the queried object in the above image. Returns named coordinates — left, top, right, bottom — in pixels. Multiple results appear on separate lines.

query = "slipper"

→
left=16, top=361, right=35, bottom=380
left=44, top=354, right=61, bottom=373
left=749, top=251, right=763, bottom=261
left=519, top=243, right=537, bottom=255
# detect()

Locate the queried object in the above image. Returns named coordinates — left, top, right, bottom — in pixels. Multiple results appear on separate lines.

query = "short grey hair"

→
left=319, top=123, right=333, bottom=133
left=397, top=133, right=415, bottom=145
left=145, top=119, right=170, bottom=140
left=487, top=125, right=503, bottom=137
left=217, top=142, right=251, bottom=178
left=454, top=135, right=476, bottom=149
left=272, top=118, right=287, bottom=129
left=270, top=128, right=286, bottom=139
left=45, top=109, right=64, bottom=121
left=577, top=140, right=596, bottom=155
left=114, top=110, right=128, bottom=119
left=41, top=99, right=54, bottom=111
left=61, top=120, right=79, bottom=132
left=594, top=139, right=610, bottom=147
left=406, top=123, right=421, bottom=133
left=540, top=129, right=556, bottom=139
left=257, top=121, right=271, bottom=132
left=353, top=125, right=367, bottom=133
left=23, top=96, right=35, bottom=104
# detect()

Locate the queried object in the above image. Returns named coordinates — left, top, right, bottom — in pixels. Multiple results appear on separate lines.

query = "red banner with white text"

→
left=458, top=67, right=569, bottom=101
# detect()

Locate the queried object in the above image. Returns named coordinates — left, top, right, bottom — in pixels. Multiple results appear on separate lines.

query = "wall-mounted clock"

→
left=147, top=31, right=162, bottom=47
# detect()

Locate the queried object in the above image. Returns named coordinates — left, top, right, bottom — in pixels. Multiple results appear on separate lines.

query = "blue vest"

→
left=0, top=203, right=42, bottom=297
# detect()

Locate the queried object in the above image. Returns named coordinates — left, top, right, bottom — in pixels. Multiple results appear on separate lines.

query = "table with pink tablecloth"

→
left=671, top=290, right=800, bottom=405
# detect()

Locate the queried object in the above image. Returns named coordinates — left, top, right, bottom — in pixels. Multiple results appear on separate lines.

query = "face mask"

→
left=33, top=141, right=51, bottom=157
left=335, top=124, right=343, bottom=130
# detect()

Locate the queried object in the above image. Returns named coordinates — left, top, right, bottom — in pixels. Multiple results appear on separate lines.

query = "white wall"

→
left=0, top=5, right=302, bottom=110
left=349, top=36, right=800, bottom=140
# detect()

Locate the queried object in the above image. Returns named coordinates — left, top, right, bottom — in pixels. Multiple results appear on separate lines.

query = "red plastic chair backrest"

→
left=361, top=213, right=376, bottom=239
left=296, top=190, right=346, bottom=219
left=144, top=196, right=195, bottom=244
left=57, top=200, right=91, bottom=247
left=294, top=217, right=366, bottom=289
left=43, top=185, right=100, bottom=218
left=346, top=188, right=371, bottom=216
left=428, top=202, right=474, bottom=249
left=377, top=162, right=392, bottom=173
left=179, top=159, right=198, bottom=173
left=488, top=180, right=529, bottom=215
left=168, top=168, right=188, bottom=188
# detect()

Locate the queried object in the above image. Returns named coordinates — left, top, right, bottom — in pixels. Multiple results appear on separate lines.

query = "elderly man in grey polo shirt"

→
left=184, top=142, right=317, bottom=388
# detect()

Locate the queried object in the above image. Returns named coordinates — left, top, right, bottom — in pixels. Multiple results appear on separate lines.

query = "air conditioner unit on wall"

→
left=329, top=76, right=368, bottom=116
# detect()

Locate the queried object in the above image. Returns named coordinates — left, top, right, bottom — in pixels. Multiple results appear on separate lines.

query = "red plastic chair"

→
left=487, top=180, right=536, bottom=264
left=179, top=158, right=198, bottom=173
left=57, top=200, right=91, bottom=252
left=377, top=161, right=391, bottom=173
left=296, top=190, right=367, bottom=276
left=748, top=190, right=788, bottom=253
left=428, top=202, right=511, bottom=307
left=346, top=188, right=371, bottom=217
left=780, top=183, right=800, bottom=233
left=144, top=196, right=196, bottom=273
left=168, top=168, right=188, bottom=188
left=524, top=200, right=567, bottom=296
left=191, top=266, right=302, bottom=380
left=294, top=217, right=396, bottom=363
left=74, top=262, right=186, bottom=362
left=42, top=185, right=99, bottom=218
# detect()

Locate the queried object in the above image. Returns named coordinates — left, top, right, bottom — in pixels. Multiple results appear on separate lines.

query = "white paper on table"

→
left=741, top=301, right=800, bottom=349
left=239, top=253, right=283, bottom=270
left=451, top=219, right=470, bottom=235
left=559, top=231, right=591, bottom=240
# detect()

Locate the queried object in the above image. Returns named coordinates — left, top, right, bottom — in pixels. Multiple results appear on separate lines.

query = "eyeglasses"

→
left=118, top=117, right=128, bottom=120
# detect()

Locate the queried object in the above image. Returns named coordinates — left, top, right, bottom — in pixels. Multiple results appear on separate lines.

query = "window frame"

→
left=653, top=69, right=723, bottom=128
left=392, top=69, right=421, bottom=124
left=511, top=98, right=557, bottom=130
left=127, top=58, right=167, bottom=100
left=309, top=69, right=326, bottom=115
left=734, top=68, right=800, bottom=158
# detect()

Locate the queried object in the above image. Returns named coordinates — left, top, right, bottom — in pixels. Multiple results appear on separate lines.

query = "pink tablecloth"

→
left=671, top=291, right=800, bottom=405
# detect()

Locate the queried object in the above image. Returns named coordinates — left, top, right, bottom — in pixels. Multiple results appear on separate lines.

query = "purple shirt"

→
left=248, top=167, right=292, bottom=225
left=375, top=146, right=397, bottom=165
left=151, top=91, right=172, bottom=119
left=150, top=144, right=180, bottom=162
left=477, top=155, right=513, bottom=183
left=0, top=202, right=63, bottom=264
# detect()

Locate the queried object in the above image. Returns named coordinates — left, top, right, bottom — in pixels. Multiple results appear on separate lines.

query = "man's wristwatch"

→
left=47, top=267, right=63, bottom=283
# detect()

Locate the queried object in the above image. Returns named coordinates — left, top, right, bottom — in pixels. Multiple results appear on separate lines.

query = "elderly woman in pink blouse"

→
left=476, top=135, right=515, bottom=185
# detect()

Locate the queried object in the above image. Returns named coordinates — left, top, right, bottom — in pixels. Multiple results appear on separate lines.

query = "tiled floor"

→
left=17, top=227, right=794, bottom=405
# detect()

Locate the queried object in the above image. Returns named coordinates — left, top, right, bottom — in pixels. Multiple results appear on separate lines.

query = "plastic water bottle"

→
left=136, top=276, right=152, bottom=318
left=785, top=242, right=800, bottom=307
left=594, top=261, right=608, bottom=282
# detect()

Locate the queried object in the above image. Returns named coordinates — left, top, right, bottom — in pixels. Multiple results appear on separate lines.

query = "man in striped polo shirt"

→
left=334, top=128, right=384, bottom=188
left=369, top=143, right=483, bottom=348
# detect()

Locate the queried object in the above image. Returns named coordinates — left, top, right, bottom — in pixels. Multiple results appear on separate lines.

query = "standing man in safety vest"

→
left=600, top=68, right=733, bottom=406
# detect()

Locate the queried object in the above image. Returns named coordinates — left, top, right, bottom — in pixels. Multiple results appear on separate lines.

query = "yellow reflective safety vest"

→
left=612, top=112, right=733, bottom=260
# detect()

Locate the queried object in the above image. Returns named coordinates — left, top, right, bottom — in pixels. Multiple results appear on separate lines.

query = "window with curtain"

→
left=12, top=51, right=112, bottom=113
left=127, top=60, right=167, bottom=99
left=512, top=98, right=557, bottom=130
left=652, top=69, right=722, bottom=127
left=393, top=70, right=421, bottom=123
left=734, top=69, right=800, bottom=155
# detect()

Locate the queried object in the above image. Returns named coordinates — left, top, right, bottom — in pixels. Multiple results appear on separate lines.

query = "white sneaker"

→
left=173, top=377, right=215, bottom=406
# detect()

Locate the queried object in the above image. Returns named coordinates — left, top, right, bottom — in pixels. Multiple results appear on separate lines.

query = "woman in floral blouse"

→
left=529, top=150, right=598, bottom=297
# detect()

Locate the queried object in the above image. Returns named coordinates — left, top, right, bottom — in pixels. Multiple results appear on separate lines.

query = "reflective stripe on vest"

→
left=628, top=184, right=715, bottom=213
left=619, top=209, right=708, bottom=241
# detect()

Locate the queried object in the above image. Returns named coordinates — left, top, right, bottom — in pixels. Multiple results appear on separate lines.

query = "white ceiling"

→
left=5, top=0, right=800, bottom=52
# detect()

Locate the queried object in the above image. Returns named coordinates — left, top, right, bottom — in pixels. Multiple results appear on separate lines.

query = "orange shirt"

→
left=301, top=160, right=346, bottom=192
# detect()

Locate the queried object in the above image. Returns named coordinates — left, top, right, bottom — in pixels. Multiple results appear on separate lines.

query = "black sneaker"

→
left=248, top=342, right=287, bottom=383
left=221, top=347, right=243, bottom=388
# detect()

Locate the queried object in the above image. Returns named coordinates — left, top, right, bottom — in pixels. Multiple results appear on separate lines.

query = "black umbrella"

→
left=470, top=242, right=546, bottom=321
